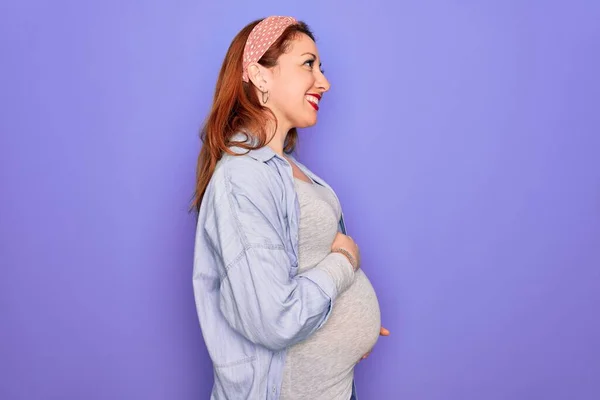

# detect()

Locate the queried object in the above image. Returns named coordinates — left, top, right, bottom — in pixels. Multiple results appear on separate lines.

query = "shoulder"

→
left=209, top=153, right=284, bottom=199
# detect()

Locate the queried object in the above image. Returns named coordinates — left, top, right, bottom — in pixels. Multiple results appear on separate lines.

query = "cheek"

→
left=277, top=85, right=307, bottom=109
left=271, top=74, right=315, bottom=115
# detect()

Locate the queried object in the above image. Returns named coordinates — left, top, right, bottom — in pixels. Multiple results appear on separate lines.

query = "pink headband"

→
left=242, top=16, right=298, bottom=82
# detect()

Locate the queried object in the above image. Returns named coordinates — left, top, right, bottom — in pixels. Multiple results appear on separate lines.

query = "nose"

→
left=315, top=70, right=331, bottom=93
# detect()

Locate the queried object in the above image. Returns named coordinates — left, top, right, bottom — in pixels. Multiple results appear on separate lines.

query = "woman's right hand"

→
left=331, top=232, right=360, bottom=271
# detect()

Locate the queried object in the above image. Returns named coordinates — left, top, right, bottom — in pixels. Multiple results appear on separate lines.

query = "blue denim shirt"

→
left=192, top=134, right=354, bottom=399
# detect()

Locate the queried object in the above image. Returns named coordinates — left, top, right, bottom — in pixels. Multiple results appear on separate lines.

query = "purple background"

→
left=2, top=1, right=599, bottom=399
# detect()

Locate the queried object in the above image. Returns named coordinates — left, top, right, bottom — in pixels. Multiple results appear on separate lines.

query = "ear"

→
left=247, top=63, right=270, bottom=92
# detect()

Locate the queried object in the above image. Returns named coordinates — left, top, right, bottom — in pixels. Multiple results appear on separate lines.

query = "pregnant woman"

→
left=192, top=16, right=388, bottom=399
left=279, top=156, right=382, bottom=400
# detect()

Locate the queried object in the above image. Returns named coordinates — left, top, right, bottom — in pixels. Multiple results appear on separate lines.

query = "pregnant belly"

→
left=285, top=270, right=381, bottom=375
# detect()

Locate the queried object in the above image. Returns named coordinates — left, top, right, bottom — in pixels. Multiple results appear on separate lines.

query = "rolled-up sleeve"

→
left=206, top=163, right=355, bottom=352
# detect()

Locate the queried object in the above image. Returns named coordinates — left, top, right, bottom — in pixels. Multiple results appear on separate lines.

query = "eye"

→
left=304, top=59, right=325, bottom=74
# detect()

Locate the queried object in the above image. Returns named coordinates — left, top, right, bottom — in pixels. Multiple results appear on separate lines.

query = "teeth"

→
left=306, top=95, right=319, bottom=105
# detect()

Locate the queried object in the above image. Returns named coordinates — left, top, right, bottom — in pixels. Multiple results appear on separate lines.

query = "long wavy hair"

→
left=191, top=18, right=315, bottom=212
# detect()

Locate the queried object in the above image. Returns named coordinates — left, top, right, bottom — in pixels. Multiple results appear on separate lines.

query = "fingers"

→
left=358, top=351, right=371, bottom=363
left=358, top=328, right=389, bottom=364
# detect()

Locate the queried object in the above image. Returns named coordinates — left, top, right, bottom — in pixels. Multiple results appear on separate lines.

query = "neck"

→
left=264, top=118, right=292, bottom=157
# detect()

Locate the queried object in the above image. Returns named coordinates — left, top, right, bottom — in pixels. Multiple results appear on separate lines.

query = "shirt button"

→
left=272, top=387, right=276, bottom=394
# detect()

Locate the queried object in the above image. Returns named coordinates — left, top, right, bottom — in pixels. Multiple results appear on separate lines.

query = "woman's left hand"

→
left=359, top=326, right=390, bottom=362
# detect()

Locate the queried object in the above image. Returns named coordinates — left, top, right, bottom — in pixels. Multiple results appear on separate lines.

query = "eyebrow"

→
left=301, top=52, right=322, bottom=66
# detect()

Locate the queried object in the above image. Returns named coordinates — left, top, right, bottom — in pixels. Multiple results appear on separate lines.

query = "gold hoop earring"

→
left=262, top=90, right=269, bottom=104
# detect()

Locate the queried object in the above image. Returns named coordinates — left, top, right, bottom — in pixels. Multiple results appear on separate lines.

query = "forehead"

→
left=285, top=33, right=319, bottom=57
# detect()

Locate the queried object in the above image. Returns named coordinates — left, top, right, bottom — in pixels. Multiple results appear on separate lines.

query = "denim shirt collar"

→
left=228, top=132, right=281, bottom=163
left=226, top=131, right=347, bottom=234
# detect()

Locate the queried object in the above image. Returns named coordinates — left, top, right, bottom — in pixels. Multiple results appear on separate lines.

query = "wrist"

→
left=332, top=247, right=359, bottom=271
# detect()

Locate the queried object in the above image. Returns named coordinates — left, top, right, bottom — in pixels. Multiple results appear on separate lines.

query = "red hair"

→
left=191, top=18, right=315, bottom=212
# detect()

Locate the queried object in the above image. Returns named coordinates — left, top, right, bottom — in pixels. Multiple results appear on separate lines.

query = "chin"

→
left=296, top=118, right=318, bottom=129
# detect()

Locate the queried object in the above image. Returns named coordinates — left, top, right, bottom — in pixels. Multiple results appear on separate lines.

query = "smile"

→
left=305, top=93, right=321, bottom=111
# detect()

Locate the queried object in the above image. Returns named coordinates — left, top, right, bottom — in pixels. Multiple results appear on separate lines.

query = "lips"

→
left=305, top=93, right=321, bottom=111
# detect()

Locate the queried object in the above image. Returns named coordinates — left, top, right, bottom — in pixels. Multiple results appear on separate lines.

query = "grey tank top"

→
left=280, top=177, right=381, bottom=400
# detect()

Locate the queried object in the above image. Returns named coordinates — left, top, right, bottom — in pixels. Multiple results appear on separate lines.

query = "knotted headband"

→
left=242, top=16, right=298, bottom=82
